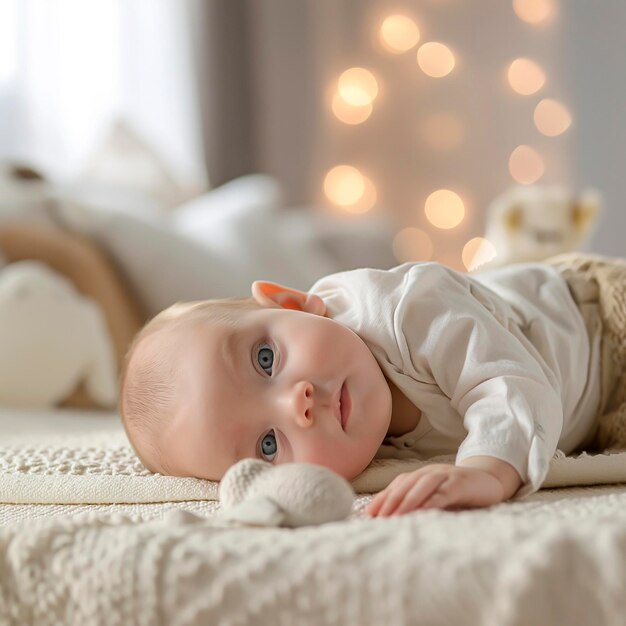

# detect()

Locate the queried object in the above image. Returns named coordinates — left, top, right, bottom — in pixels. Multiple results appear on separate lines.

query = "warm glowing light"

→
left=380, top=15, right=420, bottom=54
left=512, top=0, right=555, bottom=25
left=324, top=165, right=364, bottom=206
left=509, top=145, right=544, bottom=184
left=507, top=58, right=546, bottom=95
left=345, top=176, right=378, bottom=214
left=417, top=42, right=455, bottom=78
left=462, top=237, right=497, bottom=271
left=392, top=228, right=434, bottom=263
left=337, top=68, right=379, bottom=107
left=332, top=93, right=373, bottom=125
left=420, top=113, right=464, bottom=151
left=424, top=189, right=465, bottom=229
left=534, top=98, right=572, bottom=136
left=323, top=165, right=376, bottom=213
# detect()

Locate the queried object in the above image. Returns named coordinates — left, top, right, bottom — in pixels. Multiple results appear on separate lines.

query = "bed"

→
left=2, top=407, right=626, bottom=626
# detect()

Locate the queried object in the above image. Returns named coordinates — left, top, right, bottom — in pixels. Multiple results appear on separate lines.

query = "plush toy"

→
left=218, top=458, right=355, bottom=527
left=0, top=260, right=118, bottom=408
left=0, top=223, right=145, bottom=409
left=477, top=185, right=601, bottom=270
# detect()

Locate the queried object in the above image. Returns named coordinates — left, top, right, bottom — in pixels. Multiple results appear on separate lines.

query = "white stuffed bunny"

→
left=0, top=260, right=118, bottom=408
left=478, top=185, right=601, bottom=270
left=218, top=459, right=355, bottom=527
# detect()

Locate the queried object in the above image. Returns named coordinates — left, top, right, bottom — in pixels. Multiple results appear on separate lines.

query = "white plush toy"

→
left=218, top=458, right=355, bottom=528
left=478, top=185, right=601, bottom=270
left=0, top=259, right=118, bottom=408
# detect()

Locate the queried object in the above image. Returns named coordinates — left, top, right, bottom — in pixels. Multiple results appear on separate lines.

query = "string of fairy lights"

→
left=322, top=0, right=570, bottom=271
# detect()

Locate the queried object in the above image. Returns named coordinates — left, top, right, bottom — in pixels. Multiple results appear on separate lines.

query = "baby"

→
left=120, top=254, right=626, bottom=516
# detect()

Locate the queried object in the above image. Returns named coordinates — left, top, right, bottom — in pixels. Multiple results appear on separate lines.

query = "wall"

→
left=562, top=2, right=626, bottom=256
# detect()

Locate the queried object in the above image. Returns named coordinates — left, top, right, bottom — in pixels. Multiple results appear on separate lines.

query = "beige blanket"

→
left=2, top=409, right=626, bottom=625
left=2, top=485, right=626, bottom=625
left=2, top=426, right=626, bottom=505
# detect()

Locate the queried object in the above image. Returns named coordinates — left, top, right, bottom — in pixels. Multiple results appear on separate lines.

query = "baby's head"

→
left=120, top=281, right=392, bottom=482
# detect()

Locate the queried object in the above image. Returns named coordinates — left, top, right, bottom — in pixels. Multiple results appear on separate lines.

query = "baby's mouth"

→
left=339, top=382, right=351, bottom=430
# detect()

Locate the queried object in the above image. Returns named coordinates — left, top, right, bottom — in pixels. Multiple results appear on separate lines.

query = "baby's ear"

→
left=251, top=281, right=326, bottom=316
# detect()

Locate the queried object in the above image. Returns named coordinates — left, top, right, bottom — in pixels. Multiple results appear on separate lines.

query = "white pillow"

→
left=172, top=174, right=283, bottom=233
left=55, top=173, right=396, bottom=318
left=57, top=201, right=256, bottom=317
left=56, top=175, right=337, bottom=316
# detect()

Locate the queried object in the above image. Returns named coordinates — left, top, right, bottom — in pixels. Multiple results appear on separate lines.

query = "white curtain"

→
left=0, top=0, right=206, bottom=190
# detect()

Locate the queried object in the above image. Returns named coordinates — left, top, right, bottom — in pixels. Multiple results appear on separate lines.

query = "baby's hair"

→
left=119, top=296, right=263, bottom=474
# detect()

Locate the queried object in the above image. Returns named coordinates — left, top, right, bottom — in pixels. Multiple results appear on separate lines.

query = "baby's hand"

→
left=365, top=464, right=506, bottom=517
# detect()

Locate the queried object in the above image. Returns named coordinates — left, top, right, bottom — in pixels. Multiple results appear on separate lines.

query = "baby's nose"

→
left=286, top=380, right=315, bottom=427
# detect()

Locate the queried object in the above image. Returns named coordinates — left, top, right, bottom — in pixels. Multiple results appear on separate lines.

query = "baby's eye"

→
left=259, top=429, right=278, bottom=462
left=256, top=343, right=274, bottom=375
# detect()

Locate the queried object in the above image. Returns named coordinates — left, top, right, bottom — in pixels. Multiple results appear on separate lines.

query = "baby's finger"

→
left=372, top=477, right=417, bottom=517
left=366, top=475, right=413, bottom=516
left=364, top=489, right=391, bottom=516
left=366, top=489, right=400, bottom=517
left=365, top=484, right=393, bottom=513
left=392, top=473, right=450, bottom=515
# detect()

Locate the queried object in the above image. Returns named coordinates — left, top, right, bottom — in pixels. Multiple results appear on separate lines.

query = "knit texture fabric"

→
left=3, top=430, right=626, bottom=506
left=546, top=253, right=626, bottom=450
left=0, top=431, right=218, bottom=504
left=2, top=485, right=626, bottom=625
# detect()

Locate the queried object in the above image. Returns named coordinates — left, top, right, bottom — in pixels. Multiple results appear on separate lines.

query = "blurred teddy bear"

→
left=0, top=223, right=144, bottom=409
left=0, top=258, right=118, bottom=408
left=478, top=185, right=601, bottom=270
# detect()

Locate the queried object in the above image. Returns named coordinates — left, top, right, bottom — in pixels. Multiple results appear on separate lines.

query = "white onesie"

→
left=309, top=262, right=601, bottom=498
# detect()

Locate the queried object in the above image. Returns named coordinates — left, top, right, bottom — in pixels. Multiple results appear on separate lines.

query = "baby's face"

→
left=157, top=301, right=392, bottom=481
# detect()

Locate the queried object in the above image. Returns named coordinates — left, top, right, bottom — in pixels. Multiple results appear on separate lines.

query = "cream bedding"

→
left=2, top=408, right=626, bottom=625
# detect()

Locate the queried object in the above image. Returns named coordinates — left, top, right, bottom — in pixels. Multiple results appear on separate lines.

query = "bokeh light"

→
left=512, top=0, right=555, bottom=25
left=420, top=112, right=465, bottom=151
left=324, top=165, right=364, bottom=206
left=462, top=237, right=498, bottom=271
left=392, top=227, right=434, bottom=263
left=379, top=15, right=420, bottom=54
left=424, top=189, right=465, bottom=229
left=508, top=145, right=544, bottom=184
left=417, top=42, right=455, bottom=78
left=337, top=68, right=379, bottom=107
left=534, top=98, right=572, bottom=136
left=332, top=93, right=373, bottom=125
left=323, top=165, right=377, bottom=213
left=347, top=176, right=378, bottom=214
left=507, top=58, right=546, bottom=95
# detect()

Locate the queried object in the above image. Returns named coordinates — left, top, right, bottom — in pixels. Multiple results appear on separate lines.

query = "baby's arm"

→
left=367, top=265, right=565, bottom=516
left=366, top=456, right=521, bottom=517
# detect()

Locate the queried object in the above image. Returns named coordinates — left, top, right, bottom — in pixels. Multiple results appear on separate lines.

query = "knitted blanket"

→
left=2, top=410, right=626, bottom=624
left=546, top=252, right=626, bottom=449
left=0, top=430, right=626, bottom=504
left=2, top=485, right=626, bottom=625
left=2, top=427, right=626, bottom=505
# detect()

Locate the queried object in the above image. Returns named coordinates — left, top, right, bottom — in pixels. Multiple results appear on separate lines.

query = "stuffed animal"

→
left=0, top=260, right=118, bottom=408
left=218, top=458, right=355, bottom=527
left=0, top=223, right=145, bottom=409
left=477, top=185, right=601, bottom=270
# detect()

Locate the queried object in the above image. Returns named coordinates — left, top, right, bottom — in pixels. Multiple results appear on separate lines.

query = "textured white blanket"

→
left=2, top=426, right=626, bottom=504
left=2, top=485, right=626, bottom=625
left=2, top=410, right=626, bottom=625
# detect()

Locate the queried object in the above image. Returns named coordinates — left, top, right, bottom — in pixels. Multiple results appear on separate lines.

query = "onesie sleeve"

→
left=397, top=265, right=563, bottom=498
